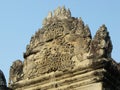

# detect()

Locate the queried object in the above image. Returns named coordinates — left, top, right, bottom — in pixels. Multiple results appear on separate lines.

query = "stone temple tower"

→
left=7, top=7, right=120, bottom=90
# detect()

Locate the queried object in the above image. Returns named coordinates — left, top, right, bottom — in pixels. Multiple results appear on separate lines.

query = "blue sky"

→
left=0, top=0, right=120, bottom=83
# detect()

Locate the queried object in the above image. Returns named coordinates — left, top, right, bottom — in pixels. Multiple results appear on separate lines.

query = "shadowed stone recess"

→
left=0, top=69, right=7, bottom=89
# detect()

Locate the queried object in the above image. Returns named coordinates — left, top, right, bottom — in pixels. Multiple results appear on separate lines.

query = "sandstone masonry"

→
left=0, top=6, right=120, bottom=90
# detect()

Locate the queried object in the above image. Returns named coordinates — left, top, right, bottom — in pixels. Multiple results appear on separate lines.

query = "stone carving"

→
left=10, top=7, right=113, bottom=82
left=0, top=69, right=7, bottom=90
left=23, top=15, right=94, bottom=79
left=22, top=7, right=114, bottom=80
left=9, top=60, right=23, bottom=85
left=89, top=24, right=112, bottom=58
left=8, top=7, right=120, bottom=90
left=47, top=11, right=52, bottom=19
left=54, top=6, right=71, bottom=19
left=43, top=6, right=71, bottom=26
left=0, top=69, right=6, bottom=86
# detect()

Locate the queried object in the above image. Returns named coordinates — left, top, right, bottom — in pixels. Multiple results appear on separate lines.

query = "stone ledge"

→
left=9, top=58, right=120, bottom=90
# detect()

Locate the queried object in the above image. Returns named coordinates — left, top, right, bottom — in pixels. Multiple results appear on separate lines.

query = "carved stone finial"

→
left=89, top=24, right=112, bottom=58
left=84, top=24, right=92, bottom=37
left=43, top=6, right=71, bottom=26
left=9, top=60, right=23, bottom=85
left=0, top=69, right=8, bottom=90
left=67, top=8, right=71, bottom=17
left=54, top=6, right=71, bottom=19
left=78, top=17, right=84, bottom=29
left=54, top=6, right=61, bottom=17
left=0, top=69, right=6, bottom=86
left=47, top=11, right=52, bottom=19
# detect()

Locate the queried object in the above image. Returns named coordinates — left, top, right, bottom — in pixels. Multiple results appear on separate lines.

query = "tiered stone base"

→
left=10, top=58, right=120, bottom=90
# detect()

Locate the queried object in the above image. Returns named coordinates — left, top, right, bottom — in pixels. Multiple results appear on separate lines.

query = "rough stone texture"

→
left=89, top=24, right=112, bottom=59
left=43, top=6, right=71, bottom=26
left=77, top=83, right=103, bottom=90
left=8, top=7, right=120, bottom=90
left=0, top=69, right=9, bottom=90
left=9, top=60, right=23, bottom=85
left=23, top=13, right=92, bottom=79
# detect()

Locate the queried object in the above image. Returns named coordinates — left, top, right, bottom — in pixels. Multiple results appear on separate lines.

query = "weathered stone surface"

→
left=23, top=13, right=92, bottom=79
left=9, top=60, right=23, bottom=85
left=9, top=7, right=120, bottom=90
left=89, top=24, right=112, bottom=59
left=9, top=58, right=120, bottom=90
left=43, top=6, right=71, bottom=26
left=0, top=69, right=6, bottom=86
left=77, top=83, right=102, bottom=90
left=0, top=69, right=7, bottom=90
